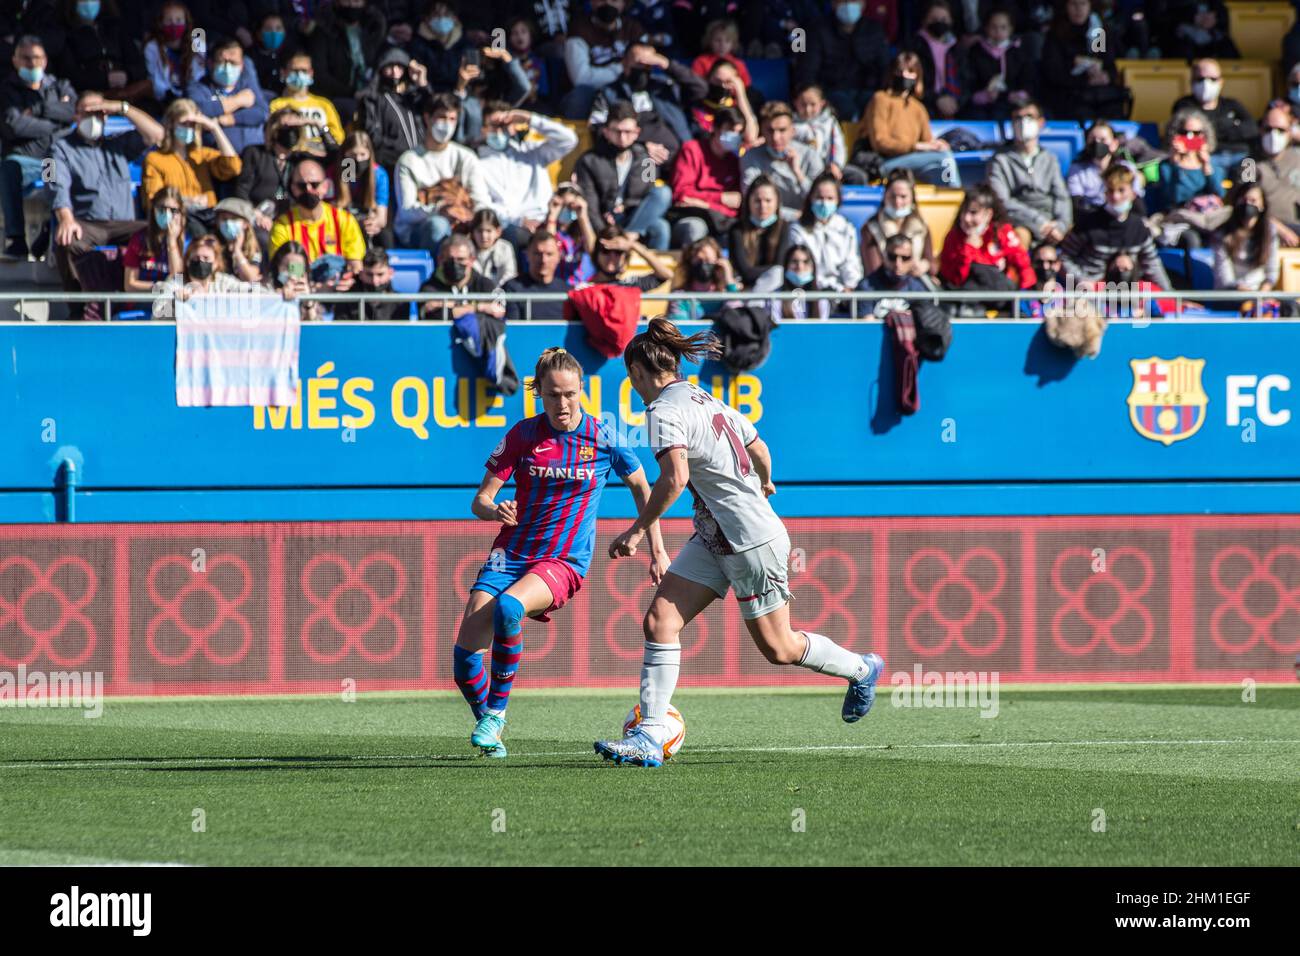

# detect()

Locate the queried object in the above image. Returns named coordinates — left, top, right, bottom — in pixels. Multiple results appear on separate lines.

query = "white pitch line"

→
left=2, top=738, right=1298, bottom=770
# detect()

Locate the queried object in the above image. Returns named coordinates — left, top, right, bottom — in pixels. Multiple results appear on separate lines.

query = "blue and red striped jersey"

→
left=484, top=412, right=641, bottom=576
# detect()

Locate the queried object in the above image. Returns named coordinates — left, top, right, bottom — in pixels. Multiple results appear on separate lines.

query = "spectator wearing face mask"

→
left=477, top=101, right=578, bottom=249
left=788, top=173, right=862, bottom=293
left=268, top=240, right=324, bottom=322
left=668, top=235, right=740, bottom=322
left=729, top=175, right=791, bottom=288
left=775, top=244, right=831, bottom=319
left=1040, top=0, right=1128, bottom=122
left=49, top=90, right=163, bottom=317
left=123, top=185, right=186, bottom=294
left=420, top=231, right=503, bottom=320
left=742, top=100, right=824, bottom=222
left=1060, top=164, right=1172, bottom=288
left=307, top=0, right=386, bottom=113
left=1016, top=240, right=1067, bottom=318
left=336, top=246, right=407, bottom=321
left=269, top=157, right=366, bottom=273
left=143, top=2, right=205, bottom=108
left=186, top=38, right=269, bottom=156
left=250, top=12, right=294, bottom=94
left=940, top=184, right=1036, bottom=314
left=57, top=0, right=149, bottom=103
left=669, top=106, right=744, bottom=246
left=0, top=35, right=75, bottom=260
left=964, top=7, right=1031, bottom=121
left=793, top=0, right=890, bottom=123
left=589, top=42, right=706, bottom=169
left=408, top=2, right=471, bottom=92
left=904, top=0, right=969, bottom=122
left=861, top=167, right=935, bottom=277
left=1284, top=64, right=1300, bottom=128
left=575, top=101, right=673, bottom=250
left=861, top=51, right=960, bottom=188
left=1066, top=120, right=1147, bottom=220
left=151, top=234, right=259, bottom=319
left=562, top=0, right=646, bottom=119
left=331, top=131, right=393, bottom=249
left=143, top=98, right=242, bottom=238
left=1151, top=106, right=1223, bottom=251
left=1164, top=1, right=1238, bottom=62
left=1242, top=106, right=1300, bottom=247
left=395, top=92, right=490, bottom=251
left=1172, top=58, right=1256, bottom=179
left=988, top=100, right=1072, bottom=251
left=1212, top=183, right=1281, bottom=308
left=212, top=196, right=263, bottom=283
left=357, top=48, right=428, bottom=173
left=268, top=52, right=344, bottom=153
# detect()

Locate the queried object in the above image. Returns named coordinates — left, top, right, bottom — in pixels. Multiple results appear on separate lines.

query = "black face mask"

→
left=359, top=278, right=391, bottom=292
left=442, top=259, right=467, bottom=283
left=691, top=259, right=714, bottom=283
left=1087, top=140, right=1111, bottom=161
left=894, top=75, right=917, bottom=94
left=925, top=20, right=952, bottom=39
left=380, top=71, right=403, bottom=89
left=1108, top=267, right=1137, bottom=284
left=628, top=67, right=650, bottom=92
left=707, top=83, right=731, bottom=103
left=276, top=127, right=298, bottom=150
left=294, top=189, right=321, bottom=210
left=593, top=5, right=620, bottom=27
left=1036, top=263, right=1060, bottom=285
left=337, top=5, right=362, bottom=22
left=189, top=260, right=214, bottom=280
left=1242, top=203, right=1264, bottom=220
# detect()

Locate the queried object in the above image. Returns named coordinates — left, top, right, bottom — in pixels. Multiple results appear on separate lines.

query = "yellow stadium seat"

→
left=841, top=120, right=858, bottom=158
left=1220, top=60, right=1277, bottom=119
left=1227, top=3, right=1297, bottom=62
left=1117, top=60, right=1192, bottom=124
left=549, top=119, right=591, bottom=188
left=1278, top=248, right=1300, bottom=291
left=915, top=186, right=963, bottom=248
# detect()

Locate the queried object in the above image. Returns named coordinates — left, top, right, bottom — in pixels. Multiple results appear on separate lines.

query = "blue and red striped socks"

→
left=486, top=593, right=525, bottom=714
left=452, top=645, right=488, bottom=719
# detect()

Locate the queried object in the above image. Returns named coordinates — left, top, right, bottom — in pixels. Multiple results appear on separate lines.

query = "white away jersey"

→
left=647, top=379, right=784, bottom=554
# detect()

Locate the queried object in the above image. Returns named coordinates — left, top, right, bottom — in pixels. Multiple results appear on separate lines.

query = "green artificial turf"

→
left=1, top=686, right=1297, bottom=866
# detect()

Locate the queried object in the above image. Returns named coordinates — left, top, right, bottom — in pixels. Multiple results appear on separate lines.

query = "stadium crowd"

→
left=3, top=0, right=1300, bottom=326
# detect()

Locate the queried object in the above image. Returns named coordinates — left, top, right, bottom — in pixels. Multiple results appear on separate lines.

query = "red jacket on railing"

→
left=564, top=284, right=642, bottom=359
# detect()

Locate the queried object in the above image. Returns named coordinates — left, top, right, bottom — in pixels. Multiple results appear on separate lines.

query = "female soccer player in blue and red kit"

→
left=454, top=347, right=669, bottom=758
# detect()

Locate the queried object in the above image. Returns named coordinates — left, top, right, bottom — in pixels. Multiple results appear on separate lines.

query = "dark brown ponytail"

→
left=623, top=317, right=724, bottom=376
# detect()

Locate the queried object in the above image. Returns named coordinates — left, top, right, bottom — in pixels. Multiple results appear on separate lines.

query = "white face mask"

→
left=1264, top=129, right=1290, bottom=155
left=1193, top=79, right=1221, bottom=104
left=1015, top=118, right=1040, bottom=141
left=77, top=114, right=103, bottom=141
left=884, top=203, right=913, bottom=219
left=430, top=119, right=455, bottom=143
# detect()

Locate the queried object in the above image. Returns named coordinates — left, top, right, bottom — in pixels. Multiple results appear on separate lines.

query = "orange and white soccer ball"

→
left=623, top=704, right=686, bottom=759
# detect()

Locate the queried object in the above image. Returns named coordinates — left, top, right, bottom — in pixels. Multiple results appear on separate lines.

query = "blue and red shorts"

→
left=470, top=555, right=584, bottom=622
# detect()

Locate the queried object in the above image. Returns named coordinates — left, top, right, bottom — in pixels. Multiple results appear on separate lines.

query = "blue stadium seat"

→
left=1188, top=248, right=1215, bottom=290
left=115, top=309, right=148, bottom=321
left=1159, top=247, right=1188, bottom=284
left=953, top=148, right=996, bottom=186
left=838, top=199, right=881, bottom=233
left=386, top=248, right=433, bottom=321
left=744, top=58, right=790, bottom=104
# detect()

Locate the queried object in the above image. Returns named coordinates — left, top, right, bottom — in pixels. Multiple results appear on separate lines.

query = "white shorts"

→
left=667, top=530, right=792, bottom=620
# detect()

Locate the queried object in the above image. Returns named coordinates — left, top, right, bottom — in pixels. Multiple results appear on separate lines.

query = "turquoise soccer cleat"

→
left=842, top=653, right=885, bottom=723
left=471, top=712, right=508, bottom=757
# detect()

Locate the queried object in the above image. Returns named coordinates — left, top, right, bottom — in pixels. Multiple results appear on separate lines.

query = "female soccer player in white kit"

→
left=594, top=318, right=884, bottom=767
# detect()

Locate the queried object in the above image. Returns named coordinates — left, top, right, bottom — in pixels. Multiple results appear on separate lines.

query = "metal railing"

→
left=1, top=288, right=1299, bottom=323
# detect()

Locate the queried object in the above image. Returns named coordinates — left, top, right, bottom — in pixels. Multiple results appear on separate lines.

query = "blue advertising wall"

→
left=1, top=320, right=1298, bottom=522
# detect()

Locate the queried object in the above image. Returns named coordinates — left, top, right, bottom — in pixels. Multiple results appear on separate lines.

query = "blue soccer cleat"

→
left=471, top=712, right=508, bottom=757
left=842, top=653, right=885, bottom=723
left=594, top=728, right=664, bottom=768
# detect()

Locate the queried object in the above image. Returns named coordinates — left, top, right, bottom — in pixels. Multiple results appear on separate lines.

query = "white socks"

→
left=638, top=641, right=681, bottom=743
left=798, top=631, right=868, bottom=682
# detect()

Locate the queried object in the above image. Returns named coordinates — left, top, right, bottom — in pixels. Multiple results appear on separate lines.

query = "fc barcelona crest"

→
left=1127, top=356, right=1208, bottom=445
left=578, top=443, right=596, bottom=461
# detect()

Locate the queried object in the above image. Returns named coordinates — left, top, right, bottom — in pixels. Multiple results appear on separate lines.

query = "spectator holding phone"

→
left=1172, top=58, right=1256, bottom=180
left=1151, top=106, right=1223, bottom=251
left=268, top=52, right=343, bottom=154
left=269, top=240, right=324, bottom=322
